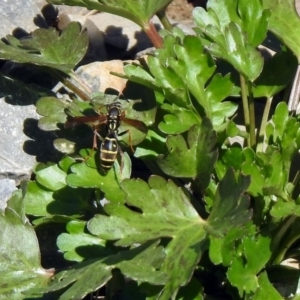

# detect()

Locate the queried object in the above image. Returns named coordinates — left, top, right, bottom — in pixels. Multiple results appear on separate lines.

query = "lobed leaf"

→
left=88, top=176, right=207, bottom=299
left=0, top=22, right=88, bottom=73
left=227, top=235, right=272, bottom=295
left=156, top=119, right=218, bottom=190
left=193, top=0, right=270, bottom=81
left=206, top=169, right=252, bottom=237
left=30, top=241, right=166, bottom=300
left=57, top=220, right=114, bottom=262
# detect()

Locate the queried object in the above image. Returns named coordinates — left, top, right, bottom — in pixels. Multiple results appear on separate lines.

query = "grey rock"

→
left=0, top=75, right=59, bottom=185
left=0, top=0, right=41, bottom=37
left=0, top=179, right=17, bottom=211
left=89, top=13, right=157, bottom=55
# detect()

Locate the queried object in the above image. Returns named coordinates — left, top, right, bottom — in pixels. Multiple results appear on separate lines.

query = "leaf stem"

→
left=143, top=21, right=163, bottom=48
left=247, top=81, right=256, bottom=149
left=69, top=71, right=93, bottom=95
left=240, top=75, right=251, bottom=147
left=156, top=9, right=173, bottom=31
left=50, top=70, right=90, bottom=101
left=256, top=96, right=273, bottom=152
left=270, top=215, right=297, bottom=265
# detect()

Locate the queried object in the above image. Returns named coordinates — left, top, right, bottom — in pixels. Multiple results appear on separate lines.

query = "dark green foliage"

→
left=1, top=0, right=300, bottom=299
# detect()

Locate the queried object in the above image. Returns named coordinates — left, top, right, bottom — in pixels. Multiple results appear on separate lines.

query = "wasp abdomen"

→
left=100, top=133, right=118, bottom=170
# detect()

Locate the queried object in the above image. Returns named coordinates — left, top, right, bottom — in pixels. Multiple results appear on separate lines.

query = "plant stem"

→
left=69, top=71, right=93, bottom=95
left=240, top=75, right=251, bottom=147
left=256, top=96, right=273, bottom=152
left=51, top=70, right=90, bottom=101
left=247, top=81, right=256, bottom=149
left=156, top=9, right=173, bottom=31
left=288, top=64, right=300, bottom=112
left=143, top=21, right=163, bottom=48
left=270, top=215, right=297, bottom=265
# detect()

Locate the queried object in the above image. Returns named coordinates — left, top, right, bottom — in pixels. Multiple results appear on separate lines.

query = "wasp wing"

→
left=65, top=115, right=107, bottom=128
left=121, top=117, right=148, bottom=133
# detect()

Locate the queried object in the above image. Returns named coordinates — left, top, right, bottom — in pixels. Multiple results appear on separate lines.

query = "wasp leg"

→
left=83, top=129, right=103, bottom=163
left=118, top=129, right=134, bottom=153
left=117, top=145, right=125, bottom=174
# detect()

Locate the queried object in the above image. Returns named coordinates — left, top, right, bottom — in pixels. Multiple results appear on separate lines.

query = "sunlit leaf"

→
left=0, top=192, right=53, bottom=299
left=0, top=22, right=88, bottom=73
left=47, top=0, right=173, bottom=28
left=30, top=241, right=165, bottom=300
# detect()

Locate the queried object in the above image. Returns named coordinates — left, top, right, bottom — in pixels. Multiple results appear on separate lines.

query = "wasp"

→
left=65, top=101, right=147, bottom=172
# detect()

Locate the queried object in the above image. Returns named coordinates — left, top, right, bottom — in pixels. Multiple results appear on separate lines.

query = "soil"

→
left=166, top=0, right=207, bottom=21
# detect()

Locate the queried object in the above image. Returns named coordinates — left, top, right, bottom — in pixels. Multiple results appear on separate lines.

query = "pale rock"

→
left=75, top=60, right=130, bottom=93
left=0, top=179, right=17, bottom=211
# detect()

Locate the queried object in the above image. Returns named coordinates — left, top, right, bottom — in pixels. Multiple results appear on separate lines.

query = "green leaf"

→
left=176, top=278, right=204, bottom=300
left=265, top=102, right=300, bottom=180
left=0, top=193, right=53, bottom=299
left=47, top=0, right=172, bottom=28
left=134, top=129, right=167, bottom=159
left=209, top=224, right=256, bottom=266
left=126, top=34, right=237, bottom=126
left=253, top=48, right=297, bottom=98
left=66, top=158, right=126, bottom=203
left=263, top=0, right=300, bottom=62
left=238, top=0, right=270, bottom=47
left=270, top=198, right=300, bottom=219
left=30, top=241, right=166, bottom=300
left=36, top=97, right=68, bottom=130
left=24, top=181, right=54, bottom=216
left=193, top=0, right=269, bottom=81
left=0, top=22, right=88, bottom=73
left=159, top=103, right=200, bottom=134
left=252, top=272, right=283, bottom=300
left=258, top=150, right=288, bottom=199
left=207, top=169, right=252, bottom=237
left=57, top=220, right=113, bottom=262
left=88, top=176, right=207, bottom=299
left=227, top=235, right=272, bottom=295
left=36, top=164, right=67, bottom=191
left=157, top=119, right=218, bottom=190
left=241, top=148, right=265, bottom=196
left=215, top=145, right=244, bottom=179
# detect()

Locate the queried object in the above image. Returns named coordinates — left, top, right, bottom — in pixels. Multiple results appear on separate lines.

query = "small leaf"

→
left=0, top=22, right=88, bottom=73
left=207, top=169, right=252, bottom=236
left=238, top=0, right=270, bottom=47
left=0, top=194, right=53, bottom=299
left=57, top=220, right=112, bottom=262
left=159, top=103, right=200, bottom=134
left=193, top=0, right=269, bottom=81
left=156, top=119, right=218, bottom=190
left=66, top=160, right=126, bottom=203
left=263, top=0, right=300, bottom=62
left=36, top=97, right=68, bottom=131
left=36, top=164, right=67, bottom=191
left=251, top=271, right=284, bottom=300
left=253, top=48, right=297, bottom=98
left=227, top=235, right=272, bottom=295
left=270, top=198, right=300, bottom=219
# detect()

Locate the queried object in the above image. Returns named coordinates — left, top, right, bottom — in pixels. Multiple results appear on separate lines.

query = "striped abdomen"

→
left=100, top=133, right=118, bottom=171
